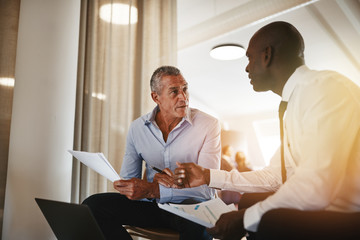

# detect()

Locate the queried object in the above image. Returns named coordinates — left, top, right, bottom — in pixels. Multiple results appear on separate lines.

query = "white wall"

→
left=2, top=0, right=80, bottom=239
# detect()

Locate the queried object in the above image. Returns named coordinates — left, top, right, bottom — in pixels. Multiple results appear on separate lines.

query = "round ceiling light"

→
left=210, top=44, right=246, bottom=60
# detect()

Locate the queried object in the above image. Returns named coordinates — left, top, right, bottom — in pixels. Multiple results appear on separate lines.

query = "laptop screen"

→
left=35, top=198, right=105, bottom=240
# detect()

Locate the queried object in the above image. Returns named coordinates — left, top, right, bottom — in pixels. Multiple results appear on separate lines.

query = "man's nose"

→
left=179, top=91, right=187, bottom=100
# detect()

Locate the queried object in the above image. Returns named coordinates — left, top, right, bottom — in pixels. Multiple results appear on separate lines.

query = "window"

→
left=253, top=118, right=280, bottom=166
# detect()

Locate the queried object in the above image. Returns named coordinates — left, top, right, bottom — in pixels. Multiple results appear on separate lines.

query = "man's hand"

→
left=174, top=162, right=210, bottom=188
left=113, top=178, right=159, bottom=200
left=153, top=168, right=180, bottom=188
left=207, top=209, right=247, bottom=240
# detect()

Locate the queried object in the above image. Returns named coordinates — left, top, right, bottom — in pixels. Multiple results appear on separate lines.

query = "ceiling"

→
left=177, top=0, right=360, bottom=121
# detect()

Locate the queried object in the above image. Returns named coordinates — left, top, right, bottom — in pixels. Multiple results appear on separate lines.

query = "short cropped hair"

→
left=150, top=66, right=182, bottom=94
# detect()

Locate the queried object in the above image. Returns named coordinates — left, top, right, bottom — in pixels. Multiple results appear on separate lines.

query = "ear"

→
left=263, top=46, right=273, bottom=67
left=151, top=92, right=160, bottom=104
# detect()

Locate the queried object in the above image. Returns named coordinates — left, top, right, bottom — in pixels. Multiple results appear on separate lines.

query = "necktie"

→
left=279, top=101, right=288, bottom=183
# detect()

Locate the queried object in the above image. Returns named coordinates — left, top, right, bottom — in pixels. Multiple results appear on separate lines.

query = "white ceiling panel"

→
left=177, top=0, right=360, bottom=120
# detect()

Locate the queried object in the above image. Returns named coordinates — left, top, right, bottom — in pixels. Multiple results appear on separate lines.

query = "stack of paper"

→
left=158, top=198, right=237, bottom=228
left=68, top=150, right=121, bottom=182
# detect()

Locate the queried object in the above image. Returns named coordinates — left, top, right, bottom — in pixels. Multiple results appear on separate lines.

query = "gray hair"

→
left=150, top=66, right=182, bottom=93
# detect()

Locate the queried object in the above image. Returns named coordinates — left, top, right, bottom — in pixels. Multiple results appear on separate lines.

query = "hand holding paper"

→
left=68, top=150, right=121, bottom=182
left=158, top=198, right=237, bottom=228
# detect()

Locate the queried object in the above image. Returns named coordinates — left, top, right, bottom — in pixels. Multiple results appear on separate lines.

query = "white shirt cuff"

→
left=209, top=169, right=228, bottom=189
left=244, top=203, right=262, bottom=232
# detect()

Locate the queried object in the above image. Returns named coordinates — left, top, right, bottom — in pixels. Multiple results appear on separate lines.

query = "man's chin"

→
left=176, top=107, right=188, bottom=116
left=252, top=85, right=259, bottom=91
left=252, top=85, right=267, bottom=92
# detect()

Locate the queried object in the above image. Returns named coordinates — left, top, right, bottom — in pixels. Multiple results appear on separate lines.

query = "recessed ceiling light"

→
left=210, top=44, right=245, bottom=60
left=99, top=3, right=138, bottom=25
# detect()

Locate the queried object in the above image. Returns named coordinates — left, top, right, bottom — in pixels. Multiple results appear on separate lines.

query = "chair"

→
left=239, top=193, right=360, bottom=240
left=124, top=225, right=179, bottom=240
left=257, top=208, right=360, bottom=240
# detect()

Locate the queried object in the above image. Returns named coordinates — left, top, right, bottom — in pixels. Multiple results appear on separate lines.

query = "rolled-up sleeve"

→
left=120, top=125, right=143, bottom=180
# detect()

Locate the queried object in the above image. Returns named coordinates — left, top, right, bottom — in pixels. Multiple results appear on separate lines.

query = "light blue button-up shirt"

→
left=120, top=106, right=221, bottom=203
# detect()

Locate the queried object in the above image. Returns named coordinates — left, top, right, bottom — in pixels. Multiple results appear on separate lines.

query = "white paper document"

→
left=158, top=198, right=237, bottom=228
left=68, top=150, right=120, bottom=182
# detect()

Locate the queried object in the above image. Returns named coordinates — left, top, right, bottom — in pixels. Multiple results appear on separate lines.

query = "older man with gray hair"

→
left=83, top=65, right=221, bottom=240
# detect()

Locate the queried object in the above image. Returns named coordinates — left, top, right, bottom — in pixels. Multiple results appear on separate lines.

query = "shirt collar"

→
left=144, top=105, right=193, bottom=126
left=183, top=108, right=193, bottom=125
left=281, top=65, right=308, bottom=102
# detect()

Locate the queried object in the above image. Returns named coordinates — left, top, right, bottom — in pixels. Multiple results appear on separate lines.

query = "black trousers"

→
left=240, top=193, right=360, bottom=240
left=82, top=193, right=212, bottom=240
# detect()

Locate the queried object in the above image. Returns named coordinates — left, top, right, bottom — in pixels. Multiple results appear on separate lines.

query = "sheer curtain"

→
left=71, top=0, right=177, bottom=203
left=0, top=0, right=20, bottom=236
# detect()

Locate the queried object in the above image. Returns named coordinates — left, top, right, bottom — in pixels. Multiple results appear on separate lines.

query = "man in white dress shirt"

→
left=173, top=21, right=360, bottom=239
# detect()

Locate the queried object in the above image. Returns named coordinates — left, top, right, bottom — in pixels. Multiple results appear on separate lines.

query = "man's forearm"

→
left=148, top=182, right=160, bottom=199
left=204, top=168, right=210, bottom=185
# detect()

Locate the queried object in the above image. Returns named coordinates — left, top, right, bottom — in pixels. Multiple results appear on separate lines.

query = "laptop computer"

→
left=35, top=198, right=106, bottom=240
